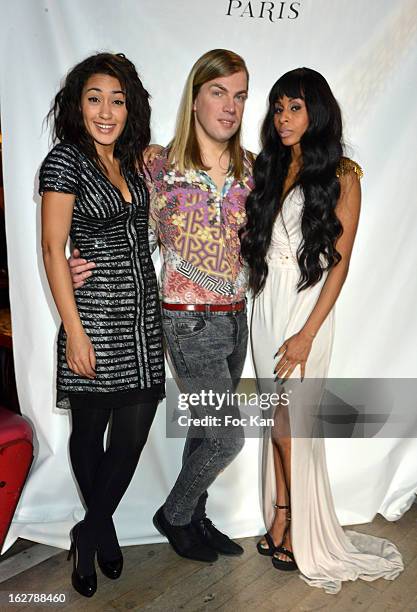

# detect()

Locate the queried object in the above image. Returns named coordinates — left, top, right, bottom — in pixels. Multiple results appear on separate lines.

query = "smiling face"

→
left=192, top=70, right=248, bottom=147
left=80, top=73, right=128, bottom=152
left=273, top=95, right=309, bottom=148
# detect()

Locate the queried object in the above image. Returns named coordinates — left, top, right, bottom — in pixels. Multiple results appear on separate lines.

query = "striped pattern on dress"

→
left=39, top=142, right=165, bottom=408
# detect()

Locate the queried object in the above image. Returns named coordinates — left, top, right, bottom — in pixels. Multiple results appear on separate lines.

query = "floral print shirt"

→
left=148, top=148, right=254, bottom=304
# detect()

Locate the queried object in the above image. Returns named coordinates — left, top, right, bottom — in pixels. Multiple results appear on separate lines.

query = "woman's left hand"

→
left=274, top=330, right=314, bottom=381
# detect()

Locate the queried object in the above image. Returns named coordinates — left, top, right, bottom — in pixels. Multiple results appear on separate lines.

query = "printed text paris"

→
left=226, top=1, right=301, bottom=21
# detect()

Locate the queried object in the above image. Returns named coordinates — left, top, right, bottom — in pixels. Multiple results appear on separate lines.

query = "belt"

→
left=162, top=300, right=245, bottom=313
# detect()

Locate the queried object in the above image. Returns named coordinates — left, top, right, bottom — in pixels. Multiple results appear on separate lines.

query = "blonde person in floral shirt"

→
left=70, top=49, right=254, bottom=563
left=147, top=144, right=252, bottom=305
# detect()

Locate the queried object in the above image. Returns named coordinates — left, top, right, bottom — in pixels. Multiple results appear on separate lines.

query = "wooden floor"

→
left=1, top=505, right=417, bottom=611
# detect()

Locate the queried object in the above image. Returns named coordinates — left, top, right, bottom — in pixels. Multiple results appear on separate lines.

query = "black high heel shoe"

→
left=97, top=521, right=123, bottom=579
left=68, top=522, right=97, bottom=597
left=256, top=531, right=281, bottom=556
left=97, top=554, right=123, bottom=580
left=270, top=506, right=298, bottom=572
left=256, top=504, right=288, bottom=556
left=272, top=545, right=297, bottom=571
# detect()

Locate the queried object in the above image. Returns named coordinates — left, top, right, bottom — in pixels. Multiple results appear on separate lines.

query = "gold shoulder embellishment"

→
left=336, top=157, right=363, bottom=180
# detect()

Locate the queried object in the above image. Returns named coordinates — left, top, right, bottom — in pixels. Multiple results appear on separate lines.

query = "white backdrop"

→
left=0, top=0, right=416, bottom=552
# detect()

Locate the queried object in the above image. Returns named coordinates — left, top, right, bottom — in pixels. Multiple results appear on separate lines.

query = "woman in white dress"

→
left=240, top=68, right=403, bottom=593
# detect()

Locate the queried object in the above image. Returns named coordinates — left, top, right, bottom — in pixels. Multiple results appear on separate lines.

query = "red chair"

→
left=0, top=405, right=34, bottom=550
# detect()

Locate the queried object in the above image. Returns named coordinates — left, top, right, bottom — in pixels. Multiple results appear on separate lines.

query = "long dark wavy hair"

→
left=47, top=52, right=150, bottom=174
left=240, top=67, right=344, bottom=295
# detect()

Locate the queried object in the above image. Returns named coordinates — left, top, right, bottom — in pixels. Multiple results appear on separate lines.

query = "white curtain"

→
left=0, top=0, right=416, bottom=552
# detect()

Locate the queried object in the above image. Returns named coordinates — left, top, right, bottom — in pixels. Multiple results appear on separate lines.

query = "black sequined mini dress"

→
left=39, top=142, right=165, bottom=409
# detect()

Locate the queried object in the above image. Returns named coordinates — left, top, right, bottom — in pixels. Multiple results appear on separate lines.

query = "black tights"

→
left=69, top=400, right=158, bottom=574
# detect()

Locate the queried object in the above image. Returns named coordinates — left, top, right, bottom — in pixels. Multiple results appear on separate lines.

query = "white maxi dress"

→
left=251, top=177, right=404, bottom=594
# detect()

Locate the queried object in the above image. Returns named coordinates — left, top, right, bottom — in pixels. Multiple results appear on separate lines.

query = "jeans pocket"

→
left=173, top=317, right=207, bottom=339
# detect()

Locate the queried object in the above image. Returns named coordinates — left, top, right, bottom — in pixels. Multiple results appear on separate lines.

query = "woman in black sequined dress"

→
left=40, top=53, right=165, bottom=597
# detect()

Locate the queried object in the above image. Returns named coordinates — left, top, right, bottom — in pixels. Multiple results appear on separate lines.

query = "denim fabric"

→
left=162, top=307, right=248, bottom=525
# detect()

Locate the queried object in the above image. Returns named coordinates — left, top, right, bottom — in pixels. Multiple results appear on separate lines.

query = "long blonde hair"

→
left=168, top=49, right=249, bottom=180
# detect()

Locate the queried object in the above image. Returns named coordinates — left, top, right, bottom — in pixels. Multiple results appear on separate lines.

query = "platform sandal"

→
left=271, top=506, right=298, bottom=571
left=256, top=504, right=289, bottom=556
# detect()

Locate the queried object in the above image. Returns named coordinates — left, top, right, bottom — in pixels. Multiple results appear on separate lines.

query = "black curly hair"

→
left=47, top=52, right=150, bottom=174
left=240, top=67, right=344, bottom=295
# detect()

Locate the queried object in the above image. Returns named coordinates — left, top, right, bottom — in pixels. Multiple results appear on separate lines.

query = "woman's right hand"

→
left=143, top=144, right=163, bottom=165
left=66, top=330, right=96, bottom=379
left=68, top=248, right=96, bottom=289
